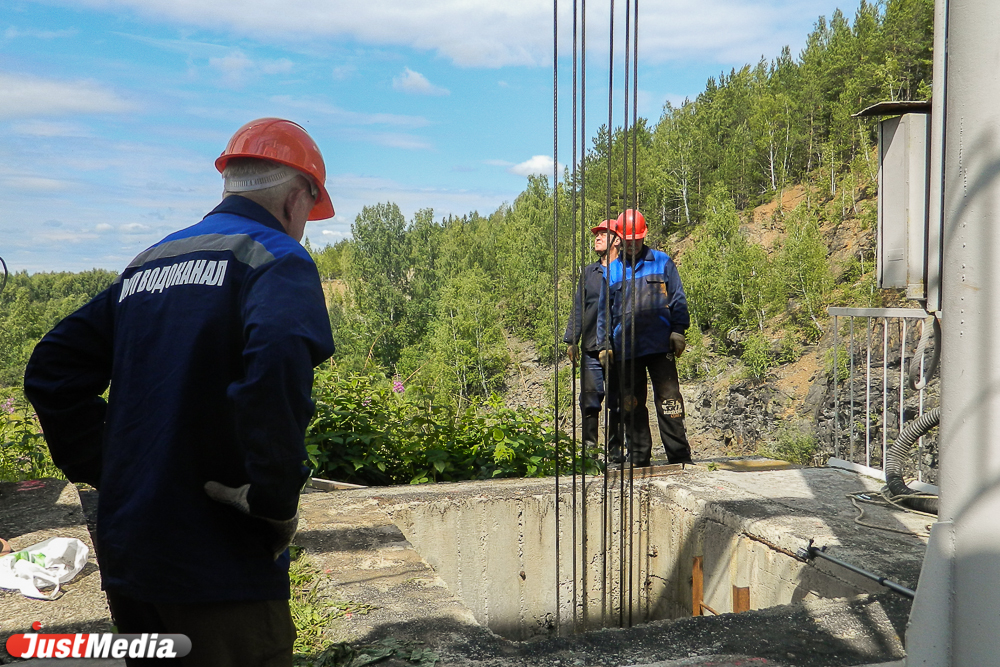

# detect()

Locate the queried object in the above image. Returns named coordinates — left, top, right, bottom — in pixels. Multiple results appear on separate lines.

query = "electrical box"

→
left=876, top=112, right=931, bottom=299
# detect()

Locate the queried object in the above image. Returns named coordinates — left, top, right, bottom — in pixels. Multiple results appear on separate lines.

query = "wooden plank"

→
left=604, top=462, right=688, bottom=482
left=692, top=556, right=704, bottom=617
left=733, top=585, right=750, bottom=613
left=308, top=477, right=368, bottom=491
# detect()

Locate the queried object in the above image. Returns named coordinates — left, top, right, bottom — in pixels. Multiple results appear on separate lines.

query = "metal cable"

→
left=552, top=0, right=561, bottom=631
left=569, top=0, right=581, bottom=631
left=579, top=0, right=588, bottom=630
left=601, top=0, right=615, bottom=627
left=628, top=0, right=639, bottom=627
left=0, top=256, right=8, bottom=295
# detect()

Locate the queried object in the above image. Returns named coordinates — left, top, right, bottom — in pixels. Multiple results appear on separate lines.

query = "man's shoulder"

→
left=134, top=214, right=311, bottom=273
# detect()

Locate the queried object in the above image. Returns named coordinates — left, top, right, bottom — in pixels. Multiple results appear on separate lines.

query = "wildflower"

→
left=1, top=397, right=14, bottom=415
left=392, top=380, right=404, bottom=394
left=362, top=397, right=371, bottom=406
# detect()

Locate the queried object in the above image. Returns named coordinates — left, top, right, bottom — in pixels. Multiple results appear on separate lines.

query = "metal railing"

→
left=828, top=307, right=938, bottom=483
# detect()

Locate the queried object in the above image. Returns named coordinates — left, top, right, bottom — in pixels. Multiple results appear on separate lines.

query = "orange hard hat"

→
left=616, top=209, right=647, bottom=240
left=216, top=118, right=335, bottom=221
left=590, top=219, right=619, bottom=236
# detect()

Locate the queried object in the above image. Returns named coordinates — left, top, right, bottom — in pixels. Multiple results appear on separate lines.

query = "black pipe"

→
left=797, top=540, right=915, bottom=599
left=884, top=408, right=940, bottom=514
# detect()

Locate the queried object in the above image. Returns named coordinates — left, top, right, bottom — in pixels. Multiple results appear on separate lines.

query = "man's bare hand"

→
left=567, top=344, right=580, bottom=367
left=599, top=349, right=613, bottom=370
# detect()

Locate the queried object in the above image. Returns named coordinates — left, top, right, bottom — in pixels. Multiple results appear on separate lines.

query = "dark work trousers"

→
left=105, top=589, right=296, bottom=667
left=579, top=350, right=606, bottom=415
left=610, top=352, right=691, bottom=466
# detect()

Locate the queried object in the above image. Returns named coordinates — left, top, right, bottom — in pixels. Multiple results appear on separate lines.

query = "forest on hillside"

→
left=2, top=0, right=932, bottom=483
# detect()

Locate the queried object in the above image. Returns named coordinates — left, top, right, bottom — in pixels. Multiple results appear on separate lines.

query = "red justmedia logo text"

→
left=5, top=622, right=191, bottom=659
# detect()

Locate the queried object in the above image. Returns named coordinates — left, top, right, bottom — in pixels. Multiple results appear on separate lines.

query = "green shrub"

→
left=676, top=325, right=710, bottom=381
left=305, top=371, right=598, bottom=486
left=759, top=421, right=817, bottom=465
left=740, top=332, right=774, bottom=379
left=1, top=394, right=62, bottom=482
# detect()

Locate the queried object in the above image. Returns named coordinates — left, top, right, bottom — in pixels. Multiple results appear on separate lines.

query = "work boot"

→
left=582, top=413, right=599, bottom=450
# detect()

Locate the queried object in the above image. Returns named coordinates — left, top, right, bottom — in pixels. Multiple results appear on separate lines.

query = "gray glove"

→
left=204, top=481, right=299, bottom=560
left=670, top=332, right=686, bottom=358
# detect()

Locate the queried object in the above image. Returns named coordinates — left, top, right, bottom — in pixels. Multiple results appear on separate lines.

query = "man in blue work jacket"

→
left=597, top=209, right=693, bottom=467
left=564, top=219, right=622, bottom=459
left=24, top=118, right=337, bottom=667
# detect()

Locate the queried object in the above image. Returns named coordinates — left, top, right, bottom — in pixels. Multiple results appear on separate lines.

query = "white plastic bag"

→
left=0, top=537, right=89, bottom=600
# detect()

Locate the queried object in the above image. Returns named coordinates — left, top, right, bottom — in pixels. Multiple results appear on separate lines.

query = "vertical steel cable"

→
left=579, top=0, right=588, bottom=630
left=552, top=0, right=561, bottom=633
left=602, top=0, right=615, bottom=627
left=619, top=0, right=631, bottom=627
left=570, top=0, right=580, bottom=632
left=628, top=0, right=639, bottom=627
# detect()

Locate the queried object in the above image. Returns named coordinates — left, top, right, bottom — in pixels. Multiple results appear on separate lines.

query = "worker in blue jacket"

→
left=597, top=209, right=693, bottom=467
left=24, top=118, right=337, bottom=667
left=564, top=219, right=622, bottom=460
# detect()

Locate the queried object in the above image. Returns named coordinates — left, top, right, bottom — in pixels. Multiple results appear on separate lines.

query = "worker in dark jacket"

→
left=597, top=209, right=692, bottom=467
left=24, top=118, right=336, bottom=667
left=565, top=220, right=621, bottom=459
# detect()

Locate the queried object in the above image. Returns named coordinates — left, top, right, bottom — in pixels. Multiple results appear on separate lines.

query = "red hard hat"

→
left=590, top=219, right=619, bottom=236
left=616, top=209, right=647, bottom=240
left=216, top=118, right=335, bottom=221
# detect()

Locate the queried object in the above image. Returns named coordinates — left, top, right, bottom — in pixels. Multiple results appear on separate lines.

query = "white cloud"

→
left=3, top=176, right=74, bottom=192
left=4, top=27, right=78, bottom=39
left=271, top=95, right=429, bottom=128
left=508, top=155, right=556, bottom=177
left=321, top=229, right=347, bottom=237
left=262, top=58, right=294, bottom=74
left=10, top=120, right=92, bottom=137
left=121, top=223, right=150, bottom=232
left=96, top=223, right=114, bottom=232
left=209, top=51, right=253, bottom=86
left=44, top=0, right=839, bottom=68
left=331, top=65, right=355, bottom=80
left=392, top=68, right=449, bottom=96
left=0, top=72, right=136, bottom=119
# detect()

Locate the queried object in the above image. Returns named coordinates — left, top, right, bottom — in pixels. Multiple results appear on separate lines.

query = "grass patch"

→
left=290, top=550, right=437, bottom=667
left=758, top=421, right=817, bottom=465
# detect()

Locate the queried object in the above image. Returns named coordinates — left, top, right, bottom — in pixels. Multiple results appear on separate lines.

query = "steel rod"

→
left=834, top=315, right=840, bottom=459
left=850, top=317, right=856, bottom=463
left=866, top=317, right=872, bottom=467
left=552, top=0, right=560, bottom=631
left=798, top=542, right=915, bottom=599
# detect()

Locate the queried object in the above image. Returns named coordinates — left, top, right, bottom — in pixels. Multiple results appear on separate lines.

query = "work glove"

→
left=670, top=332, right=686, bottom=358
left=598, top=349, right=614, bottom=371
left=204, top=481, right=299, bottom=560
left=567, top=344, right=580, bottom=367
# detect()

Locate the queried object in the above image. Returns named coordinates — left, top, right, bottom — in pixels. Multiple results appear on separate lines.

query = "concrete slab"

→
left=2, top=467, right=923, bottom=667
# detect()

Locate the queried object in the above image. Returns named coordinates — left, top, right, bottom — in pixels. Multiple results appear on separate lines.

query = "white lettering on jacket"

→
left=119, top=259, right=229, bottom=303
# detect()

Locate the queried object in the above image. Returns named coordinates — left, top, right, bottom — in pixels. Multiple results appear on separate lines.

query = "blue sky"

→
left=1, top=0, right=860, bottom=273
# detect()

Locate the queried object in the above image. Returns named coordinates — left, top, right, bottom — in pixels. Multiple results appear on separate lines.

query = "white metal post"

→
left=907, top=1, right=1000, bottom=665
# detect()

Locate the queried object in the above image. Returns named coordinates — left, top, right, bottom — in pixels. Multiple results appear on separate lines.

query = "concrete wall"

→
left=389, top=479, right=873, bottom=640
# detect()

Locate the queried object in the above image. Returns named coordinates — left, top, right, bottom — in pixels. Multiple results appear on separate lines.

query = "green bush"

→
left=1, top=395, right=62, bottom=482
left=759, top=421, right=817, bottom=465
left=306, top=371, right=598, bottom=486
left=740, top=332, right=774, bottom=379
